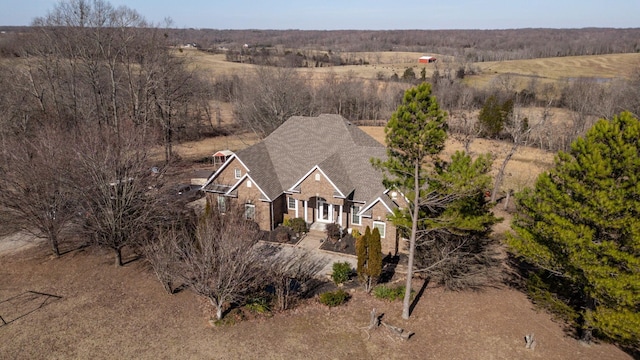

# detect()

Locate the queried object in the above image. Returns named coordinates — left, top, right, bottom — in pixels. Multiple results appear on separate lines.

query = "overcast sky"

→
left=1, top=0, right=638, bottom=29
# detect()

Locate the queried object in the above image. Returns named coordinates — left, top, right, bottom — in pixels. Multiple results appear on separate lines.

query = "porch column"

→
left=338, top=204, right=343, bottom=228
left=303, top=200, right=308, bottom=223
left=295, top=199, right=299, bottom=218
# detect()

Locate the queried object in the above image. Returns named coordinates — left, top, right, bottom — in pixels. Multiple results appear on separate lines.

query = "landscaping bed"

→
left=320, top=233, right=356, bottom=255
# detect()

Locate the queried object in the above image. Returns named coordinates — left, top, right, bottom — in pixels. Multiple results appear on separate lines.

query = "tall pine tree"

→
left=374, top=83, right=496, bottom=318
left=509, top=111, right=640, bottom=345
left=374, top=82, right=447, bottom=319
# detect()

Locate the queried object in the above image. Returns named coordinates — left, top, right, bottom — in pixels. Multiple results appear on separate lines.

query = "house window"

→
left=391, top=191, right=398, bottom=200
left=351, top=205, right=361, bottom=225
left=315, top=173, right=321, bottom=181
left=373, top=221, right=386, bottom=238
left=245, top=203, right=255, bottom=220
left=288, top=197, right=297, bottom=210
left=247, top=180, right=252, bottom=188
left=217, top=196, right=226, bottom=213
left=234, top=168, right=241, bottom=179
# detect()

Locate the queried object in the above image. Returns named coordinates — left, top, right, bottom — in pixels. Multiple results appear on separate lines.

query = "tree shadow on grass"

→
left=0, top=291, right=62, bottom=327
left=408, top=279, right=430, bottom=317
left=378, top=254, right=400, bottom=284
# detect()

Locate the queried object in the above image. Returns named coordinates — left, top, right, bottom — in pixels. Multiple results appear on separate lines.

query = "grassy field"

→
left=181, top=48, right=640, bottom=90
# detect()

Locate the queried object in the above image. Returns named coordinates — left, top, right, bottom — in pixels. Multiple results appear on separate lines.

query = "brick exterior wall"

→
left=289, top=168, right=347, bottom=225
left=205, top=159, right=272, bottom=231
left=351, top=201, right=400, bottom=256
left=215, top=157, right=247, bottom=186
left=206, top=159, right=404, bottom=255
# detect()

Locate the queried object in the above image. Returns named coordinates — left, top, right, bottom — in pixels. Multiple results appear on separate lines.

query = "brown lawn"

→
left=0, top=244, right=632, bottom=360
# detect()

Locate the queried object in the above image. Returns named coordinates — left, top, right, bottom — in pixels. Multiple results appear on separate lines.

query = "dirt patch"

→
left=0, top=244, right=632, bottom=360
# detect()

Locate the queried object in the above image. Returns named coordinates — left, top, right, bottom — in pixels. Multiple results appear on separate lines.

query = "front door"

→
left=317, top=198, right=332, bottom=222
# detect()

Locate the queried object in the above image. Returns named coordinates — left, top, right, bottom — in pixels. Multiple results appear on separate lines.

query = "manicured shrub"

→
left=331, top=261, right=352, bottom=285
left=289, top=217, right=307, bottom=235
left=318, top=289, right=350, bottom=307
left=373, top=284, right=407, bottom=301
left=325, top=223, right=342, bottom=240
left=275, top=230, right=290, bottom=243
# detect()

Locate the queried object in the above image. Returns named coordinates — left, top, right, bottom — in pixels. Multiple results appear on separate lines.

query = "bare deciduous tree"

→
left=141, top=225, right=184, bottom=294
left=172, top=204, right=264, bottom=320
left=266, top=249, right=325, bottom=311
left=490, top=99, right=551, bottom=203
left=74, top=123, right=164, bottom=266
left=0, top=125, right=77, bottom=256
left=232, top=66, right=316, bottom=138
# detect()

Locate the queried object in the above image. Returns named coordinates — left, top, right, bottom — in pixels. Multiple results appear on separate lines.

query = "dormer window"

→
left=234, top=168, right=241, bottom=179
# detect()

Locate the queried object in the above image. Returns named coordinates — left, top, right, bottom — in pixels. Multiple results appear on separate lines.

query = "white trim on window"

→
left=246, top=180, right=252, bottom=188
left=244, top=203, right=255, bottom=220
left=234, top=168, right=241, bottom=179
left=314, top=173, right=321, bottom=181
left=351, top=205, right=361, bottom=225
left=288, top=196, right=296, bottom=210
left=373, top=221, right=386, bottom=238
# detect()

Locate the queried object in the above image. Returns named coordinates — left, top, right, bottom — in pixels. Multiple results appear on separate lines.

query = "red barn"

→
left=418, top=56, right=436, bottom=63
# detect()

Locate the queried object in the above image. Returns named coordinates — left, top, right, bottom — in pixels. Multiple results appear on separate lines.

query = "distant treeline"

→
left=165, top=28, right=640, bottom=61
left=2, top=27, right=640, bottom=61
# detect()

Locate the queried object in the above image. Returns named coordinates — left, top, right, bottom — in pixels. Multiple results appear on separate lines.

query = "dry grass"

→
left=184, top=49, right=640, bottom=89
left=0, top=245, right=633, bottom=360
left=151, top=131, right=260, bottom=162
left=466, top=53, right=640, bottom=90
left=361, top=126, right=554, bottom=193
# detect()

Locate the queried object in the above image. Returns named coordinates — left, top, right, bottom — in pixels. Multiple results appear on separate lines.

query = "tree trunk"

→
left=402, top=161, right=420, bottom=320
left=215, top=300, right=223, bottom=320
left=163, top=281, right=173, bottom=294
left=491, top=143, right=517, bottom=203
left=50, top=234, right=61, bottom=257
left=208, top=298, right=224, bottom=320
left=580, top=296, right=596, bottom=343
left=503, top=189, right=512, bottom=211
left=115, top=247, right=123, bottom=267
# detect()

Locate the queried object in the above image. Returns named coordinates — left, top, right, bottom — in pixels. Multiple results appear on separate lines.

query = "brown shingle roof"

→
left=229, top=114, right=391, bottom=207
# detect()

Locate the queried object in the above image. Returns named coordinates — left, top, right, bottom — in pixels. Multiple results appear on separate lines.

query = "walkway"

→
left=259, top=227, right=357, bottom=278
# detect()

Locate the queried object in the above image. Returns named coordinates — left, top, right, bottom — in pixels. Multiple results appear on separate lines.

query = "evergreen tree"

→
left=369, top=227, right=383, bottom=287
left=356, top=226, right=371, bottom=287
left=508, top=111, right=640, bottom=345
left=374, top=82, right=447, bottom=319
left=375, top=82, right=497, bottom=319
left=356, top=226, right=382, bottom=292
left=417, top=151, right=499, bottom=290
left=402, top=67, right=416, bottom=81
left=478, top=95, right=513, bottom=138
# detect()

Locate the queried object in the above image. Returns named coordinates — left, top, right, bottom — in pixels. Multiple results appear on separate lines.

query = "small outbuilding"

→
left=418, top=56, right=436, bottom=64
left=213, top=150, right=234, bottom=169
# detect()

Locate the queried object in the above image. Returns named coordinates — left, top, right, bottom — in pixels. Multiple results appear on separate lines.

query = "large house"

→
left=201, top=114, right=405, bottom=255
